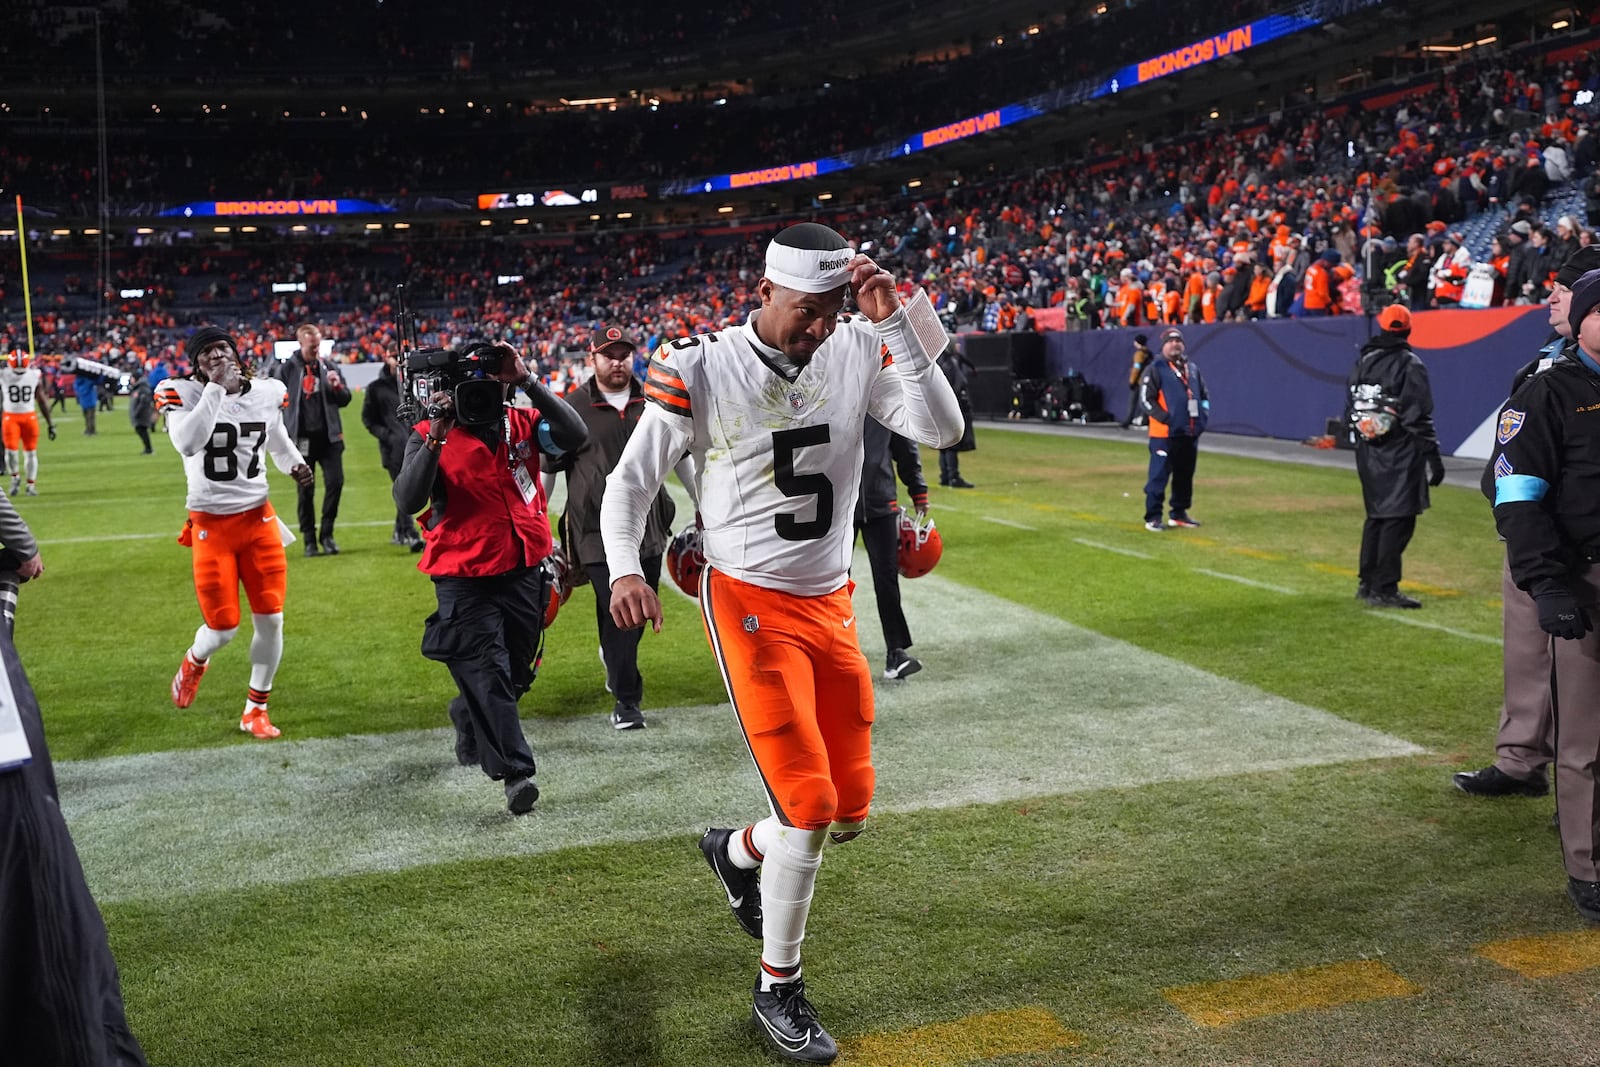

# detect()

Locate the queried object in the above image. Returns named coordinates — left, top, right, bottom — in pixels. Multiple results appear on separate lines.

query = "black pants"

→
left=938, top=449, right=963, bottom=484
left=383, top=459, right=418, bottom=540
left=296, top=435, right=344, bottom=541
left=1144, top=436, right=1198, bottom=522
left=856, top=512, right=912, bottom=651
left=1123, top=385, right=1142, bottom=426
left=1358, top=515, right=1416, bottom=594
left=584, top=556, right=662, bottom=707
left=134, top=425, right=152, bottom=453
left=0, top=635, right=148, bottom=1067
left=422, top=567, right=546, bottom=781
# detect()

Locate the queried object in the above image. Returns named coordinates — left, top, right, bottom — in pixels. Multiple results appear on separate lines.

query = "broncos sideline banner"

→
left=1009, top=307, right=1549, bottom=458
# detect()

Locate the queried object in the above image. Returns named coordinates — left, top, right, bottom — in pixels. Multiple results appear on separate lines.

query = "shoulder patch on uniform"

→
left=1497, top=408, right=1525, bottom=445
left=1493, top=454, right=1513, bottom=479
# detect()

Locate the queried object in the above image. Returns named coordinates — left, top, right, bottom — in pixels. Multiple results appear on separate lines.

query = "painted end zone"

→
left=1162, top=960, right=1421, bottom=1027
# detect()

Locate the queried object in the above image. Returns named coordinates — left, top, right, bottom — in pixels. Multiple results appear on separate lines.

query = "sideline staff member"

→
left=540, top=323, right=696, bottom=730
left=274, top=324, right=352, bottom=557
left=603, top=223, right=963, bottom=1063
left=1140, top=326, right=1209, bottom=531
left=1488, top=267, right=1600, bottom=922
left=393, top=341, right=586, bottom=815
left=1346, top=304, right=1444, bottom=609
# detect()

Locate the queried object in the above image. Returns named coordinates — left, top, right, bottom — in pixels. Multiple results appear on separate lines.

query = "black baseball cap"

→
left=589, top=323, right=638, bottom=353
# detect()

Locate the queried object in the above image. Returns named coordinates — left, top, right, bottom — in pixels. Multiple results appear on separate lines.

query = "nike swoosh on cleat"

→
left=756, top=1013, right=811, bottom=1053
left=728, top=894, right=743, bottom=908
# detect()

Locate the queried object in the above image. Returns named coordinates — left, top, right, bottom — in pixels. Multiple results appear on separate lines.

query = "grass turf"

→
left=27, top=410, right=1597, bottom=1065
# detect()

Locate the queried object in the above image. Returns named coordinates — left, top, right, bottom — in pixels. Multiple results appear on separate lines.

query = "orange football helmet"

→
left=7, top=352, right=31, bottom=371
left=897, top=510, right=942, bottom=579
left=542, top=544, right=573, bottom=628
left=666, top=526, right=706, bottom=598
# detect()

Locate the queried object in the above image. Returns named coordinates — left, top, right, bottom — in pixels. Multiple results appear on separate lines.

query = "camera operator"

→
left=392, top=341, right=587, bottom=815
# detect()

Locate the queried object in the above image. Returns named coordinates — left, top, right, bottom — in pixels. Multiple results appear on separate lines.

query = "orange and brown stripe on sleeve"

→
left=644, top=361, right=692, bottom=417
left=880, top=342, right=894, bottom=369
left=154, top=387, right=183, bottom=411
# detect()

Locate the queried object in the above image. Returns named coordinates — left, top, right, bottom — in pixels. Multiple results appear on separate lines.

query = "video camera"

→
left=394, top=285, right=507, bottom=427
left=405, top=341, right=508, bottom=426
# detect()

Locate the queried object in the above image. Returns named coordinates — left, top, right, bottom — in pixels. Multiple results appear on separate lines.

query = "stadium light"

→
left=617, top=212, right=634, bottom=219
left=908, top=180, right=923, bottom=188
left=51, top=229, right=70, bottom=236
left=214, top=226, right=230, bottom=233
left=514, top=218, right=530, bottom=225
left=718, top=206, right=734, bottom=213
left=561, top=97, right=616, bottom=106
left=1554, top=19, right=1571, bottom=29
left=1477, top=36, right=1497, bottom=45
left=479, top=219, right=492, bottom=226
left=365, top=223, right=383, bottom=229
left=817, top=193, right=834, bottom=201
left=590, top=214, right=601, bottom=221
left=136, top=227, right=153, bottom=234
left=0, top=230, right=12, bottom=237
left=240, top=226, right=258, bottom=233
left=83, top=228, right=100, bottom=235
left=393, top=222, right=411, bottom=230
left=291, top=224, right=308, bottom=232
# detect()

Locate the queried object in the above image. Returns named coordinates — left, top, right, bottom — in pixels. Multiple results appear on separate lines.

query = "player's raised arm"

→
left=865, top=287, right=965, bottom=450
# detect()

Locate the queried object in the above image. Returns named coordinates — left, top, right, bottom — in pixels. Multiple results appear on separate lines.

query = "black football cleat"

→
left=1453, top=765, right=1549, bottom=797
left=320, top=535, right=341, bottom=556
left=700, top=827, right=762, bottom=938
left=752, top=978, right=838, bottom=1064
left=883, top=648, right=922, bottom=680
left=503, top=775, right=539, bottom=815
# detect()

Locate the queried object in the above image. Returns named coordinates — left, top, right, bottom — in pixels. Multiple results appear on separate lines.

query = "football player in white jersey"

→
left=601, top=223, right=963, bottom=1063
left=0, top=352, right=57, bottom=496
left=158, top=327, right=312, bottom=739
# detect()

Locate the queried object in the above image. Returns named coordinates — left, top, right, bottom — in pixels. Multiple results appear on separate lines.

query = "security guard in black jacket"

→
left=1488, top=266, right=1600, bottom=922
left=1454, top=245, right=1600, bottom=800
left=1346, top=304, right=1444, bottom=608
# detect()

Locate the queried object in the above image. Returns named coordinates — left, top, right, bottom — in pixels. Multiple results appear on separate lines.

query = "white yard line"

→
left=1191, top=568, right=1300, bottom=595
left=1072, top=538, right=1155, bottom=561
left=1369, top=612, right=1501, bottom=645
left=979, top=515, right=1039, bottom=531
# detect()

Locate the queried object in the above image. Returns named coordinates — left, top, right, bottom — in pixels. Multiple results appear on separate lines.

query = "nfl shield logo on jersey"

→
left=787, top=390, right=805, bottom=412
left=742, top=615, right=759, bottom=633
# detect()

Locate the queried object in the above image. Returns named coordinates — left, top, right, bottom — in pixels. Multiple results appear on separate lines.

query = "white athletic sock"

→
left=4, top=450, right=17, bottom=477
left=758, top=825, right=826, bottom=982
left=248, top=612, right=284, bottom=691
left=23, top=450, right=37, bottom=483
left=189, top=624, right=237, bottom=662
left=729, top=815, right=781, bottom=870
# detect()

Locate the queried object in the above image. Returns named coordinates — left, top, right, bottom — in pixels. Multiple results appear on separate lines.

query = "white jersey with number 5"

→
left=158, top=377, right=305, bottom=515
left=601, top=305, right=963, bottom=596
left=0, top=367, right=42, bottom=415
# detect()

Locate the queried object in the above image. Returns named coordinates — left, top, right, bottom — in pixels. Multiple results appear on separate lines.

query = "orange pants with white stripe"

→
left=179, top=501, right=287, bottom=631
left=700, top=567, right=876, bottom=833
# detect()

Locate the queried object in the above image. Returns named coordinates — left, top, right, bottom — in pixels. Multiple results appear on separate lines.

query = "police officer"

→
left=1485, top=266, right=1600, bottom=922
left=392, top=341, right=587, bottom=814
left=1346, top=304, right=1444, bottom=608
left=1140, top=326, right=1209, bottom=531
left=1455, top=245, right=1600, bottom=799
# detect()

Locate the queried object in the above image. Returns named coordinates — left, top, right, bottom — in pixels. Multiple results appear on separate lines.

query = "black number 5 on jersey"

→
left=772, top=425, right=832, bottom=541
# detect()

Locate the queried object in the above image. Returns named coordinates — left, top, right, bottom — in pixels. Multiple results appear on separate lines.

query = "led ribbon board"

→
left=160, top=199, right=395, bottom=218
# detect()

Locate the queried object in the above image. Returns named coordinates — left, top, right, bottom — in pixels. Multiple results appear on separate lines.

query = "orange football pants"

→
left=700, top=567, right=875, bottom=832
left=180, top=501, right=287, bottom=630
left=2, top=412, right=39, bottom=451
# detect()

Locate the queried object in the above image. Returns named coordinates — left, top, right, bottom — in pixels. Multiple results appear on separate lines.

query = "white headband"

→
left=763, top=240, right=854, bottom=293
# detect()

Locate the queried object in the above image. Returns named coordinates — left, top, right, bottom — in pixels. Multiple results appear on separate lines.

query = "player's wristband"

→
left=423, top=435, right=444, bottom=453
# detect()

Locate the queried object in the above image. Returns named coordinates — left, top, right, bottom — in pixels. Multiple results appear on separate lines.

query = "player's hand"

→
left=609, top=574, right=663, bottom=633
left=289, top=463, right=314, bottom=488
left=915, top=501, right=929, bottom=517
left=46, top=424, right=56, bottom=441
left=489, top=342, right=531, bottom=384
left=213, top=357, right=242, bottom=394
left=14, top=553, right=42, bottom=582
left=426, top=390, right=457, bottom=440
left=848, top=254, right=900, bottom=323
left=327, top=370, right=343, bottom=391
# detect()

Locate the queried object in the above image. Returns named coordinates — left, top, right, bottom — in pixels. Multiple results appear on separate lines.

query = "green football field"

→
left=22, top=404, right=1599, bottom=1066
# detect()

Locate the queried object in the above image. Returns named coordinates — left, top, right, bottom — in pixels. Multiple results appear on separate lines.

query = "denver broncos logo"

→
left=1497, top=408, right=1525, bottom=445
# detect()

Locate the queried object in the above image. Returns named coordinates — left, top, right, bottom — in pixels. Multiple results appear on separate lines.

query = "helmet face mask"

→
left=667, top=527, right=707, bottom=598
left=542, top=544, right=573, bottom=628
left=896, top=511, right=943, bottom=579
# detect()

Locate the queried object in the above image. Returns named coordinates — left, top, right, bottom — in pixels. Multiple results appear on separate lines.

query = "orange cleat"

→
left=239, top=708, right=281, bottom=739
left=171, top=654, right=209, bottom=709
